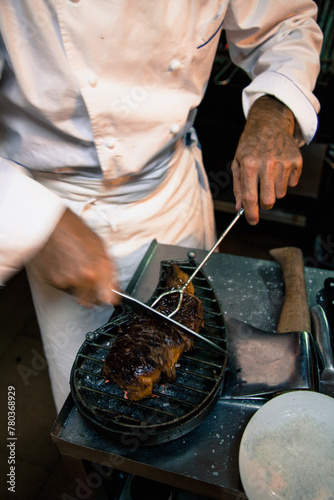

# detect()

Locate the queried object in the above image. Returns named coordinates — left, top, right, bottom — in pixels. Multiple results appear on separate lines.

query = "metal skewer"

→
left=151, top=208, right=245, bottom=317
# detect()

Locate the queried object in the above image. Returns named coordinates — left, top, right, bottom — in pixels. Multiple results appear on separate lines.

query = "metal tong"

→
left=151, top=208, right=245, bottom=317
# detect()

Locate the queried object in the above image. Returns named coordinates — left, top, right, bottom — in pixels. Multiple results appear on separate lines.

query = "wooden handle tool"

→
left=269, top=247, right=311, bottom=333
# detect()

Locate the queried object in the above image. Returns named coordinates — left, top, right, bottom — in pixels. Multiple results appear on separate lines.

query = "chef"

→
left=0, top=1, right=322, bottom=411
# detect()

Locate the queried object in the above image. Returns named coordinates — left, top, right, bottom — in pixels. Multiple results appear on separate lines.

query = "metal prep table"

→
left=51, top=241, right=334, bottom=500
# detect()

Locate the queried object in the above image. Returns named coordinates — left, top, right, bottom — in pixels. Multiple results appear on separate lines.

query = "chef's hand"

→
left=32, top=208, right=121, bottom=308
left=231, top=95, right=303, bottom=225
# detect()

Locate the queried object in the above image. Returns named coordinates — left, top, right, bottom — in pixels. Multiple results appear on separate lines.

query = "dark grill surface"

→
left=70, top=259, right=228, bottom=445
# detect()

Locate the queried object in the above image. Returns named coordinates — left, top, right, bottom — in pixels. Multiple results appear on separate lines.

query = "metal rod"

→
left=151, top=208, right=244, bottom=317
left=183, top=208, right=245, bottom=288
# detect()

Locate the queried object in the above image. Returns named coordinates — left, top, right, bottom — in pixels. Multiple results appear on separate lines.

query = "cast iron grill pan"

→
left=70, top=259, right=228, bottom=446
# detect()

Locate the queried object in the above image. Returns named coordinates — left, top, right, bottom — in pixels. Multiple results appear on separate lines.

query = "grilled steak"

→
left=102, top=264, right=204, bottom=401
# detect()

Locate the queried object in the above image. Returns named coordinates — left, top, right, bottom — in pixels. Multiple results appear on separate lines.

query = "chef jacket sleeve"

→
left=0, top=159, right=65, bottom=285
left=224, top=0, right=323, bottom=145
left=0, top=41, right=66, bottom=285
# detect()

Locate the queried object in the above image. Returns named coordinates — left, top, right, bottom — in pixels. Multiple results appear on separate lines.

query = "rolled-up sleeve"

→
left=0, top=160, right=65, bottom=285
left=224, top=0, right=323, bottom=145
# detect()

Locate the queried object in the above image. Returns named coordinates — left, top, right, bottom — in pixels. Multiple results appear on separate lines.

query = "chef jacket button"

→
left=105, top=137, right=116, bottom=149
left=87, top=75, right=97, bottom=87
left=169, top=59, right=182, bottom=71
left=170, top=124, right=180, bottom=135
left=69, top=0, right=80, bottom=3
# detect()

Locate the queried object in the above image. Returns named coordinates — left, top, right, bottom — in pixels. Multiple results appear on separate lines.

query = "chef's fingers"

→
left=256, top=156, right=302, bottom=214
left=232, top=157, right=259, bottom=225
left=258, top=160, right=277, bottom=211
left=32, top=208, right=122, bottom=308
left=287, top=161, right=303, bottom=189
left=96, top=276, right=121, bottom=306
left=57, top=264, right=121, bottom=308
left=74, top=255, right=122, bottom=307
left=75, top=287, right=121, bottom=309
left=275, top=146, right=303, bottom=198
left=231, top=158, right=242, bottom=211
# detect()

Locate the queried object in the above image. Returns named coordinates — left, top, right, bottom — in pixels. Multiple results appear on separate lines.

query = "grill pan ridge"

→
left=70, top=258, right=228, bottom=446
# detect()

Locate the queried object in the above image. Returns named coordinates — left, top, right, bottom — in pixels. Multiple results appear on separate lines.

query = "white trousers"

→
left=26, top=141, right=215, bottom=412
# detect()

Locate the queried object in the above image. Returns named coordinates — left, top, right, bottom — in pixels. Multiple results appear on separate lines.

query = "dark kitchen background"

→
left=0, top=2, right=333, bottom=498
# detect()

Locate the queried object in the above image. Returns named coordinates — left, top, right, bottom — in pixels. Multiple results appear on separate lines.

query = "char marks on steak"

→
left=102, top=264, right=204, bottom=401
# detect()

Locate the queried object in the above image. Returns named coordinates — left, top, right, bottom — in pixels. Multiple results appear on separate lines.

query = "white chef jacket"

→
left=0, top=0, right=323, bottom=284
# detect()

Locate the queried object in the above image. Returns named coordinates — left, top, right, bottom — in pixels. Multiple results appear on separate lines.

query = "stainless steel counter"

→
left=51, top=242, right=334, bottom=499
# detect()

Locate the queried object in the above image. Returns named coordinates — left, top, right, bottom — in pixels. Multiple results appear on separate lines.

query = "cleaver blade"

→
left=310, top=304, right=334, bottom=398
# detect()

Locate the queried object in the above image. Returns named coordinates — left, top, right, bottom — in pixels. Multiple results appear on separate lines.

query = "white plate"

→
left=239, top=391, right=334, bottom=500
